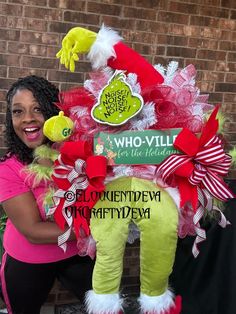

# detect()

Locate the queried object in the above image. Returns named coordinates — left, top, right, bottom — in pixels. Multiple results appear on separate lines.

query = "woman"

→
left=0, top=75, right=94, bottom=314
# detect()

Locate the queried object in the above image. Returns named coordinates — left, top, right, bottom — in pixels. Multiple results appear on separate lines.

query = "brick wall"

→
left=0, top=0, right=236, bottom=177
left=0, top=0, right=235, bottom=306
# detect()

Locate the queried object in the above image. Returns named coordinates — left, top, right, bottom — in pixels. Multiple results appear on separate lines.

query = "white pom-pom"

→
left=88, top=24, right=123, bottom=69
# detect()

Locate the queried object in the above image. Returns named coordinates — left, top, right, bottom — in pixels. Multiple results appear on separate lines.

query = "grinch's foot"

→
left=85, top=290, right=123, bottom=314
left=139, top=290, right=182, bottom=314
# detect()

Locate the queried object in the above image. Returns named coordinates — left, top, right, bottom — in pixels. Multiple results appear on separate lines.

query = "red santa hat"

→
left=87, top=25, right=164, bottom=90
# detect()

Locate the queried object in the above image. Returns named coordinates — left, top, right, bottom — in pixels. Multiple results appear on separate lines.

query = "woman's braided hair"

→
left=2, top=75, right=59, bottom=164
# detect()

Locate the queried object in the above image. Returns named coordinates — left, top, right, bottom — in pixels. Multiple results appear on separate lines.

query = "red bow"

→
left=157, top=107, right=234, bottom=256
left=157, top=107, right=234, bottom=211
left=50, top=141, right=107, bottom=250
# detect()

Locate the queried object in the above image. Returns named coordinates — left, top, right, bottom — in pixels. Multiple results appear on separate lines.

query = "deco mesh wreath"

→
left=29, top=25, right=235, bottom=314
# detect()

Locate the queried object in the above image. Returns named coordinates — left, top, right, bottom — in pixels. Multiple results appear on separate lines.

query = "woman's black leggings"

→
left=1, top=253, right=94, bottom=314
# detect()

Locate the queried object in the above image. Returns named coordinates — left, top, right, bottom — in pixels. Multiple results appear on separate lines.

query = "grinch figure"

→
left=36, top=25, right=234, bottom=314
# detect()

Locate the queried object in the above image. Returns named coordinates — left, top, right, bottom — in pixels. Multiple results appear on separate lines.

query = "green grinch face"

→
left=91, top=71, right=143, bottom=126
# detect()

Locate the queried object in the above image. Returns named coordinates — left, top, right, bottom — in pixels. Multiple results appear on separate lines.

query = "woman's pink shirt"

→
left=0, top=156, right=78, bottom=263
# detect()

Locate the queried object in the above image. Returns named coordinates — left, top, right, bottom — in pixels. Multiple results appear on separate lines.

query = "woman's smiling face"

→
left=11, top=89, right=46, bottom=149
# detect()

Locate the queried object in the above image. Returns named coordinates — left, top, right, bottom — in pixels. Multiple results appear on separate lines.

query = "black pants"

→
left=170, top=190, right=236, bottom=314
left=1, top=254, right=94, bottom=314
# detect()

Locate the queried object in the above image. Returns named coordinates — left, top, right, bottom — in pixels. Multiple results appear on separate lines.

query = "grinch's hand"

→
left=56, top=27, right=97, bottom=72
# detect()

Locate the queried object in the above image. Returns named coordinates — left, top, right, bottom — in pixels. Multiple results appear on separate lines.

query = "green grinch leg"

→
left=132, top=179, right=181, bottom=313
left=85, top=177, right=180, bottom=314
left=91, top=206, right=130, bottom=295
left=132, top=178, right=178, bottom=296
left=86, top=177, right=132, bottom=314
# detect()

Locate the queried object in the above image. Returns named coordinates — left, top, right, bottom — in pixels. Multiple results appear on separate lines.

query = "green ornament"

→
left=91, top=71, right=143, bottom=126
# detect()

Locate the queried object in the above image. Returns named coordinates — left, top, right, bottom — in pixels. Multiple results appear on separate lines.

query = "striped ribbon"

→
left=157, top=135, right=234, bottom=202
left=157, top=134, right=233, bottom=257
left=50, top=154, right=89, bottom=251
left=192, top=188, right=230, bottom=257
left=190, top=136, right=233, bottom=201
